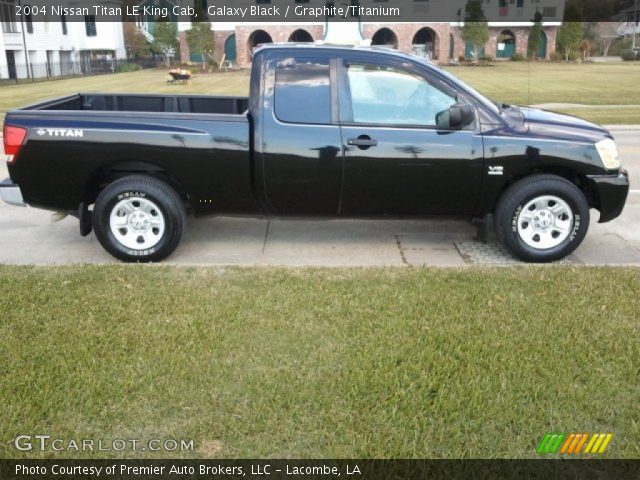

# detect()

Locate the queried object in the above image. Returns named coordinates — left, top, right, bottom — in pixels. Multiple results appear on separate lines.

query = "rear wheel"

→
left=93, top=175, right=185, bottom=263
left=495, top=174, right=589, bottom=263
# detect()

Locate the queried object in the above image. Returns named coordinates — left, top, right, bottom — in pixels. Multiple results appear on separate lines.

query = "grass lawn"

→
left=448, top=61, right=640, bottom=125
left=0, top=265, right=638, bottom=459
left=1, top=62, right=640, bottom=124
left=448, top=61, right=640, bottom=106
left=547, top=106, right=640, bottom=126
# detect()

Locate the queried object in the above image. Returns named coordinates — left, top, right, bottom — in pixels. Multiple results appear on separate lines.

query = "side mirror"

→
left=440, top=104, right=475, bottom=129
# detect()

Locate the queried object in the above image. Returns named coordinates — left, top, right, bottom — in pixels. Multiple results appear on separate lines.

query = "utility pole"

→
left=633, top=0, right=639, bottom=50
left=17, top=0, right=31, bottom=80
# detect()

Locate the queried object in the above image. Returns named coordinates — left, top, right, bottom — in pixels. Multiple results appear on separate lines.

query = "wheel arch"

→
left=83, top=160, right=189, bottom=207
left=492, top=166, right=598, bottom=214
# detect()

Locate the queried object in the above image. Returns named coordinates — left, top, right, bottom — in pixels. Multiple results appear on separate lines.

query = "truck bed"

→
left=20, top=93, right=249, bottom=115
left=6, top=92, right=254, bottom=214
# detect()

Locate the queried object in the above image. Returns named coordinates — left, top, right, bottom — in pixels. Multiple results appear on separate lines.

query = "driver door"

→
left=338, top=59, right=484, bottom=216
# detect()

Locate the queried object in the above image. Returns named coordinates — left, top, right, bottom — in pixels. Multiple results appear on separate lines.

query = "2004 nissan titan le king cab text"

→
left=0, top=45, right=630, bottom=263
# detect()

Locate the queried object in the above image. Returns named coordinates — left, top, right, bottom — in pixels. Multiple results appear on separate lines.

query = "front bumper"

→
left=587, top=170, right=630, bottom=223
left=0, top=178, right=26, bottom=207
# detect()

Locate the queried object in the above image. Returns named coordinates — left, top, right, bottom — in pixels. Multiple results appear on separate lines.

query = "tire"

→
left=92, top=175, right=186, bottom=263
left=495, top=174, right=590, bottom=263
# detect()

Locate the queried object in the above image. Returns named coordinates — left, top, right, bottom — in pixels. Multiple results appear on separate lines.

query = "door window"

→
left=275, top=57, right=331, bottom=125
left=344, top=64, right=456, bottom=127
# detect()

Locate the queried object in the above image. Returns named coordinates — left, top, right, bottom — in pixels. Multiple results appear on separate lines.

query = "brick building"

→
left=182, top=20, right=559, bottom=68
left=139, top=0, right=564, bottom=67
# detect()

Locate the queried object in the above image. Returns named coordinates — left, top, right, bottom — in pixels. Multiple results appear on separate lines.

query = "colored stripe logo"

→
left=537, top=433, right=613, bottom=454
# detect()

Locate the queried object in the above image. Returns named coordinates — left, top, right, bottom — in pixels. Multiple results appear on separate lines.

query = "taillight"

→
left=4, top=125, right=27, bottom=160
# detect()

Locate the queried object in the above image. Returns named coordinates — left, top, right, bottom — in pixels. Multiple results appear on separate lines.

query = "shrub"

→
left=479, top=55, right=495, bottom=62
left=115, top=62, right=142, bottom=73
left=511, top=53, right=526, bottom=61
left=610, top=38, right=632, bottom=56
left=548, top=51, right=579, bottom=62
left=550, top=51, right=564, bottom=62
left=621, top=49, right=637, bottom=61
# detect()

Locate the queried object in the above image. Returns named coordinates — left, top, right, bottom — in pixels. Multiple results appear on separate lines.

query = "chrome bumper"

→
left=0, top=178, right=26, bottom=207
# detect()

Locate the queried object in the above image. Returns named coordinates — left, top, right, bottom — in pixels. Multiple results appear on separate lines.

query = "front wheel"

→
left=495, top=174, right=590, bottom=263
left=93, top=175, right=186, bottom=263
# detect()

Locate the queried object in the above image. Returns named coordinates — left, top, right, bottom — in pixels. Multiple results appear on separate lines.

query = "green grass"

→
left=1, top=62, right=640, bottom=124
left=447, top=62, right=640, bottom=125
left=550, top=107, right=640, bottom=126
left=447, top=62, right=640, bottom=106
left=1, top=266, right=638, bottom=459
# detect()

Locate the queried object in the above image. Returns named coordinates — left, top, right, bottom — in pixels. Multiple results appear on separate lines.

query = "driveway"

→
left=1, top=127, right=639, bottom=266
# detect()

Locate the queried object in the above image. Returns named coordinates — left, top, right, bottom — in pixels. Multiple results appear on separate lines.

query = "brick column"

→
left=514, top=28, right=529, bottom=56
left=452, top=29, right=466, bottom=61
left=488, top=28, right=499, bottom=59
left=543, top=26, right=558, bottom=59
left=235, top=26, right=252, bottom=68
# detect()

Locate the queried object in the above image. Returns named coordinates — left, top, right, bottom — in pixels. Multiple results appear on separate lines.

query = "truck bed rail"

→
left=19, top=93, right=249, bottom=116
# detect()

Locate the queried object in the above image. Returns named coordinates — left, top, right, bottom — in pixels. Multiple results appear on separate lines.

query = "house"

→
left=133, top=0, right=564, bottom=67
left=615, top=3, right=640, bottom=41
left=0, top=0, right=126, bottom=80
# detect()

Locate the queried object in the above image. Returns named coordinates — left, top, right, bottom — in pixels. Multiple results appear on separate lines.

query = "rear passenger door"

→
left=258, top=54, right=344, bottom=215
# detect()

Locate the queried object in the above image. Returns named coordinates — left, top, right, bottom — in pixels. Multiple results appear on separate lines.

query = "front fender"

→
left=478, top=130, right=607, bottom=216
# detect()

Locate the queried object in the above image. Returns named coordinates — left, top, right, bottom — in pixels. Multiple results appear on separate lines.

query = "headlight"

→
left=595, top=138, right=621, bottom=170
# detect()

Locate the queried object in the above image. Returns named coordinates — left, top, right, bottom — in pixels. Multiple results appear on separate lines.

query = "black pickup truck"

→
left=1, top=44, right=629, bottom=262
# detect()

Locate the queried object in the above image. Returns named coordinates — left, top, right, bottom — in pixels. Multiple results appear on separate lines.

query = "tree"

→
left=153, top=20, right=178, bottom=67
left=123, top=23, right=151, bottom=59
left=462, top=0, right=489, bottom=62
left=557, top=1, right=584, bottom=61
left=558, top=22, right=584, bottom=61
left=186, top=22, right=215, bottom=70
left=595, top=22, right=622, bottom=56
left=528, top=11, right=544, bottom=59
left=579, top=38, right=593, bottom=60
left=578, top=0, right=627, bottom=22
left=191, top=0, right=208, bottom=21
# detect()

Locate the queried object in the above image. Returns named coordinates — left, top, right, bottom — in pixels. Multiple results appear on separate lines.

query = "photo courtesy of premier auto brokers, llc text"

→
left=0, top=0, right=639, bottom=478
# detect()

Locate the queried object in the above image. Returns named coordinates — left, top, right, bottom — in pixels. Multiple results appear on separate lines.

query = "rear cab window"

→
left=274, top=57, right=332, bottom=125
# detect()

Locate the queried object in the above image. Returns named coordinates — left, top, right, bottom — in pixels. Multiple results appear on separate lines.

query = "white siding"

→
left=1, top=13, right=125, bottom=79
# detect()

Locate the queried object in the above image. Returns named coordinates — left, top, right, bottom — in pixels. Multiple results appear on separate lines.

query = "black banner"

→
left=3, top=0, right=637, bottom=23
left=1, top=460, right=640, bottom=480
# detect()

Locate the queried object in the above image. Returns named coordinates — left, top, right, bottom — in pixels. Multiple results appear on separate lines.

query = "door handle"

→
left=347, top=136, right=377, bottom=149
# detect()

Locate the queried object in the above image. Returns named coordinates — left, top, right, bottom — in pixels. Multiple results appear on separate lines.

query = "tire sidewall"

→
left=94, top=182, right=183, bottom=262
left=500, top=181, right=589, bottom=262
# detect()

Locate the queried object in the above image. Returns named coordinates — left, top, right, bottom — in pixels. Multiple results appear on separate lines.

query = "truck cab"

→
left=252, top=46, right=484, bottom=217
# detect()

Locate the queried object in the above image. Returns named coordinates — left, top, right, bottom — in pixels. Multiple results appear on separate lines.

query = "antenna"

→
left=527, top=55, right=531, bottom=131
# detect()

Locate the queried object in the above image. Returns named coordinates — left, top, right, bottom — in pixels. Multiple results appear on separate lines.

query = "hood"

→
left=516, top=106, right=610, bottom=143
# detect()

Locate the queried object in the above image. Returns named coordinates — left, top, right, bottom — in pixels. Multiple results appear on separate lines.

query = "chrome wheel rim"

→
left=517, top=195, right=574, bottom=250
left=109, top=197, right=165, bottom=250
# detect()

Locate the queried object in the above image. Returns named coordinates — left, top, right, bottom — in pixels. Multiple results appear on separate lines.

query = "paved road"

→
left=1, top=127, right=639, bottom=266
